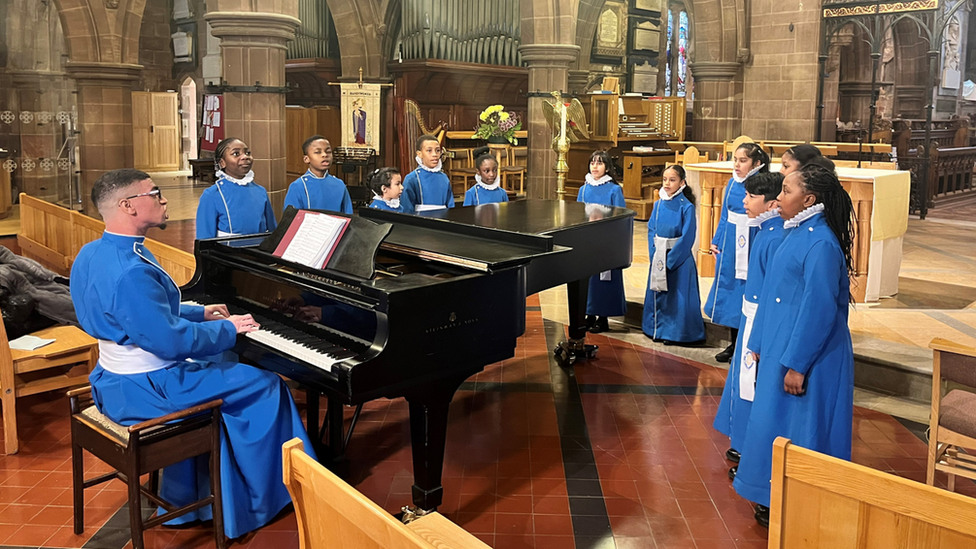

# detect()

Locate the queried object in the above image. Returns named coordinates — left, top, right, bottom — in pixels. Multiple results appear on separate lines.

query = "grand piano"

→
left=181, top=200, right=634, bottom=512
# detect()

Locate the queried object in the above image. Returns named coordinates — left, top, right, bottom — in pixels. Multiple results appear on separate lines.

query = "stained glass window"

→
left=665, top=10, right=673, bottom=97
left=677, top=11, right=688, bottom=97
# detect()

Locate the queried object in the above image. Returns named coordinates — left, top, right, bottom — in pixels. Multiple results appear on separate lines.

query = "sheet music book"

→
left=271, top=210, right=350, bottom=269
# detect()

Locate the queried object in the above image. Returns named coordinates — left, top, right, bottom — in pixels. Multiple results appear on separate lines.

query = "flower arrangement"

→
left=472, top=104, right=521, bottom=145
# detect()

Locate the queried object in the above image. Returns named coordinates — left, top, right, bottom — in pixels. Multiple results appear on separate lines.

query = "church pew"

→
left=17, top=193, right=195, bottom=284
left=769, top=437, right=976, bottom=548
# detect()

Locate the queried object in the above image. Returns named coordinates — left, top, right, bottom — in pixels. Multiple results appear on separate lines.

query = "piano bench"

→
left=68, top=386, right=227, bottom=549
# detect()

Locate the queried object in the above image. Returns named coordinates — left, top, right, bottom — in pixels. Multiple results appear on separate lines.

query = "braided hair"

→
left=736, top=142, right=771, bottom=174
left=662, top=165, right=696, bottom=206
left=213, top=137, right=242, bottom=171
left=796, top=164, right=857, bottom=302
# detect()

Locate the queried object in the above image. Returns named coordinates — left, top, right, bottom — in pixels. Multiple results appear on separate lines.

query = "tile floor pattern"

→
left=0, top=296, right=970, bottom=549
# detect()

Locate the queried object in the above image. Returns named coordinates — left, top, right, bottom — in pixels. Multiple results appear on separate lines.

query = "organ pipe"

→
left=399, top=0, right=521, bottom=66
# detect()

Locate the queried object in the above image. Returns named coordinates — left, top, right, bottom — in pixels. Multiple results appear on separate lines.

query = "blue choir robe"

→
left=642, top=191, right=705, bottom=343
left=704, top=177, right=757, bottom=328
left=195, top=178, right=277, bottom=239
left=401, top=168, right=454, bottom=214
left=578, top=182, right=627, bottom=317
left=368, top=198, right=403, bottom=212
left=713, top=212, right=785, bottom=445
left=463, top=184, right=509, bottom=206
left=732, top=210, right=854, bottom=507
left=70, top=232, right=315, bottom=539
left=283, top=171, right=353, bottom=214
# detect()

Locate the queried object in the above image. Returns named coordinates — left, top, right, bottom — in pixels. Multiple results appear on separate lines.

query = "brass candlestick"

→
left=553, top=91, right=569, bottom=200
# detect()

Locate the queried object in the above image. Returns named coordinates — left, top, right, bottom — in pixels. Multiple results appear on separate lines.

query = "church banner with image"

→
left=340, top=84, right=382, bottom=154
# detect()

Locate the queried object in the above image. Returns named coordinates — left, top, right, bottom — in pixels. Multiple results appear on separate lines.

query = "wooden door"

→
left=132, top=92, right=180, bottom=171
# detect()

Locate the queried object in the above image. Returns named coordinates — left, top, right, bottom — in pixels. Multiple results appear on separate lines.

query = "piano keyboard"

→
left=182, top=300, right=357, bottom=372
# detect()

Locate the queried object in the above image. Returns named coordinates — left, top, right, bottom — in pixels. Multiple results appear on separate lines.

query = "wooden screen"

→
left=770, top=438, right=976, bottom=548
left=132, top=92, right=181, bottom=171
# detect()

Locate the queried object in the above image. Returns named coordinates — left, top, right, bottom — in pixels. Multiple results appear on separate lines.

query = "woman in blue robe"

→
left=578, top=150, right=626, bottom=333
left=196, top=138, right=277, bottom=239
left=705, top=143, right=769, bottom=362
left=714, top=172, right=785, bottom=474
left=401, top=135, right=454, bottom=214
left=732, top=164, right=855, bottom=527
left=642, top=165, right=705, bottom=344
left=72, top=168, right=314, bottom=540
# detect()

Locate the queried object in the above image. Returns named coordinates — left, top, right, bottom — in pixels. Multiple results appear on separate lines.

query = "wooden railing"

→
left=17, top=194, right=196, bottom=285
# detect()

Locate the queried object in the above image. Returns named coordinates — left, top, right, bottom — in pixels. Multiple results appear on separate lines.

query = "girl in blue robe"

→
left=732, top=164, right=855, bottom=526
left=578, top=150, right=627, bottom=333
left=463, top=154, right=509, bottom=206
left=196, top=137, right=277, bottom=239
left=284, top=136, right=353, bottom=214
left=402, top=134, right=454, bottom=214
left=367, top=167, right=404, bottom=213
left=71, top=231, right=316, bottom=540
left=705, top=143, right=769, bottom=363
left=642, top=165, right=705, bottom=344
left=713, top=172, right=786, bottom=476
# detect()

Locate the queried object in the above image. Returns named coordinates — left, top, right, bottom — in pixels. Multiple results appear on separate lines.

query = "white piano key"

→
left=244, top=329, right=347, bottom=372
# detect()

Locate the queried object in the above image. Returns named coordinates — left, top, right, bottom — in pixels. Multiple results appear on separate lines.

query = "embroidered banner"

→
left=340, top=83, right=382, bottom=154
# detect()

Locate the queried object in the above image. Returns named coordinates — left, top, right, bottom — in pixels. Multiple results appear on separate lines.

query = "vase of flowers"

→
left=473, top=104, right=521, bottom=145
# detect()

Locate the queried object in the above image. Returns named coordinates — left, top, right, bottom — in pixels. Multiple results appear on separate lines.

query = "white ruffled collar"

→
left=415, top=156, right=443, bottom=173
left=784, top=203, right=825, bottom=229
left=756, top=208, right=781, bottom=227
left=732, top=164, right=764, bottom=184
left=658, top=185, right=686, bottom=201
left=216, top=170, right=255, bottom=186
left=372, top=194, right=401, bottom=209
left=585, top=173, right=613, bottom=186
left=475, top=174, right=500, bottom=191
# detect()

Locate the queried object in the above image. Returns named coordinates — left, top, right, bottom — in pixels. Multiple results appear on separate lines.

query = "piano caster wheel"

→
left=553, top=341, right=599, bottom=365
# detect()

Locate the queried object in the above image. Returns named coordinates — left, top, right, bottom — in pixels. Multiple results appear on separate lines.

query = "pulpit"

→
left=684, top=162, right=910, bottom=303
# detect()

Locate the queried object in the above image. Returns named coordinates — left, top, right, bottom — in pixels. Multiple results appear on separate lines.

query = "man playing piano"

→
left=70, top=169, right=316, bottom=540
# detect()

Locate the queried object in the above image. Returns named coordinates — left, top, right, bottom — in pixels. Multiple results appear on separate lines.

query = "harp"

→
left=397, top=99, right=445, bottom=173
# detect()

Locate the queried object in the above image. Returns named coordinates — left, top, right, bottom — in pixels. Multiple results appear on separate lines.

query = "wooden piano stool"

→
left=1, top=318, right=97, bottom=454
left=69, top=387, right=226, bottom=549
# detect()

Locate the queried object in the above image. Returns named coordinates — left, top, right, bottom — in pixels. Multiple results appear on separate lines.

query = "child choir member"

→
left=642, top=165, right=706, bottom=345
left=713, top=172, right=785, bottom=474
left=578, top=150, right=626, bottom=333
left=732, top=164, right=856, bottom=527
left=367, top=167, right=404, bottom=212
left=195, top=137, right=277, bottom=239
left=283, top=135, right=353, bottom=214
left=779, top=143, right=826, bottom=176
left=402, top=134, right=454, bottom=213
left=705, top=143, right=770, bottom=362
left=463, top=153, right=509, bottom=206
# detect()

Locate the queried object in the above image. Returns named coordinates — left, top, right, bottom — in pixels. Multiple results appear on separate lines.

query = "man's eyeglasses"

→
left=122, top=188, right=163, bottom=201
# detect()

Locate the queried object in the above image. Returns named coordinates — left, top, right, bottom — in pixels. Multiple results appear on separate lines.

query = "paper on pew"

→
left=9, top=334, right=56, bottom=351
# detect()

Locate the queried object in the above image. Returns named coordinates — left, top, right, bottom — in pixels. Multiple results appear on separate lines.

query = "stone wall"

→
left=140, top=0, right=176, bottom=91
left=740, top=0, right=821, bottom=140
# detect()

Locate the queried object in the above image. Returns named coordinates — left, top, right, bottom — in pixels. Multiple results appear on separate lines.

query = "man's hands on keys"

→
left=204, top=304, right=231, bottom=320
left=229, top=314, right=261, bottom=334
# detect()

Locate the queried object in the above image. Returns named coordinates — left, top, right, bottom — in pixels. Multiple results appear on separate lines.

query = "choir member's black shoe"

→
left=715, top=343, right=736, bottom=363
left=663, top=339, right=706, bottom=347
left=754, top=504, right=770, bottom=528
left=726, top=448, right=740, bottom=463
left=728, top=466, right=737, bottom=480
left=585, top=315, right=597, bottom=331
left=590, top=317, right=610, bottom=333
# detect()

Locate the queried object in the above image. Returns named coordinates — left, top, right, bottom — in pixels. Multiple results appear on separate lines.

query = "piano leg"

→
left=405, top=375, right=467, bottom=511
left=304, top=389, right=350, bottom=477
left=554, top=278, right=599, bottom=364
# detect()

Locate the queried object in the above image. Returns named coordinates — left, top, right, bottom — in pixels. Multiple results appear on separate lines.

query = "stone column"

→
left=66, top=62, right=141, bottom=215
left=518, top=44, right=579, bottom=199
left=688, top=62, right=742, bottom=142
left=205, top=8, right=299, bottom=215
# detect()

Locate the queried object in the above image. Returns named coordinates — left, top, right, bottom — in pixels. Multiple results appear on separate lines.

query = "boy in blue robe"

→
left=463, top=154, right=509, bottom=206
left=705, top=143, right=769, bottom=363
left=283, top=136, right=353, bottom=214
left=73, top=169, right=315, bottom=539
left=713, top=172, right=785, bottom=476
left=401, top=134, right=454, bottom=214
left=367, top=167, right=404, bottom=212
left=733, top=164, right=855, bottom=527
left=578, top=150, right=627, bottom=333
left=642, top=165, right=705, bottom=344
left=196, top=137, right=277, bottom=239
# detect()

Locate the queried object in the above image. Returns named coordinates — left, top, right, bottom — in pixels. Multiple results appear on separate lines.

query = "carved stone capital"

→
left=518, top=44, right=580, bottom=67
left=65, top=62, right=142, bottom=83
left=204, top=11, right=301, bottom=45
left=688, top=61, right=741, bottom=81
